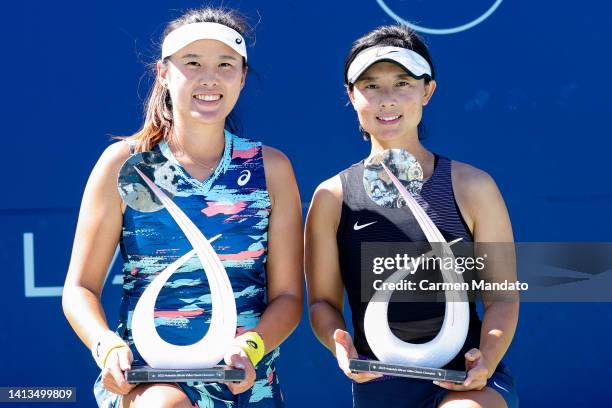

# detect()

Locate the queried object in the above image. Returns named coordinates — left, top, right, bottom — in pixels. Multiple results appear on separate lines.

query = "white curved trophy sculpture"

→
left=126, top=165, right=238, bottom=370
left=362, top=150, right=470, bottom=369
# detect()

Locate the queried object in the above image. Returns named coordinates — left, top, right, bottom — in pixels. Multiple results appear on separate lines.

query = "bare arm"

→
left=454, top=162, right=519, bottom=376
left=62, top=141, right=135, bottom=394
left=62, top=141, right=130, bottom=349
left=304, top=176, right=346, bottom=353
left=305, top=176, right=382, bottom=383
left=250, top=146, right=304, bottom=352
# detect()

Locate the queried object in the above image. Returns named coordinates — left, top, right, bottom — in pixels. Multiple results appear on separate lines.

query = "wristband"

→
left=234, top=332, right=265, bottom=367
left=91, top=330, right=129, bottom=369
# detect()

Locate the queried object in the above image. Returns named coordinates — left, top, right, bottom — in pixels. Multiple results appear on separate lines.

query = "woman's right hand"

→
left=333, top=329, right=382, bottom=383
left=101, top=346, right=136, bottom=395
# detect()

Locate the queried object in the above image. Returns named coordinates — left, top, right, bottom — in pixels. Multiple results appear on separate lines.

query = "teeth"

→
left=194, top=94, right=221, bottom=101
left=378, top=115, right=401, bottom=122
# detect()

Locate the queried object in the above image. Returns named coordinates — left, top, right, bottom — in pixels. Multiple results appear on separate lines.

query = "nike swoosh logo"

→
left=353, top=221, right=377, bottom=231
left=493, top=381, right=509, bottom=393
left=377, top=49, right=399, bottom=57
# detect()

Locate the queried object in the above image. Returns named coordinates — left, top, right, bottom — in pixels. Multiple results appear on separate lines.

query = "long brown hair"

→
left=123, top=7, right=250, bottom=152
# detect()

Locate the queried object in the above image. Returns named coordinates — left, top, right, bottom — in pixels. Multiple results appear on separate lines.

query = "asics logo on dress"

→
left=353, top=221, right=377, bottom=231
left=237, top=170, right=251, bottom=186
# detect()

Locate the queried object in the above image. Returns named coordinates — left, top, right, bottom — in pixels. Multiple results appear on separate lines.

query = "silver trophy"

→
left=349, top=149, right=469, bottom=383
left=117, top=151, right=244, bottom=383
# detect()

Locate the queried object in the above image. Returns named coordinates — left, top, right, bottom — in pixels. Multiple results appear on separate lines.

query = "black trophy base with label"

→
left=349, top=359, right=466, bottom=383
left=126, top=366, right=246, bottom=384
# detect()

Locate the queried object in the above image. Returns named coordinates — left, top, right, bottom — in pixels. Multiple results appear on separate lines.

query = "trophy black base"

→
left=126, top=366, right=246, bottom=384
left=349, top=359, right=466, bottom=384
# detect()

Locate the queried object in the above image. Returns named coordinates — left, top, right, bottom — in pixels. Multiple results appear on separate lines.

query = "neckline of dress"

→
left=158, top=130, right=234, bottom=193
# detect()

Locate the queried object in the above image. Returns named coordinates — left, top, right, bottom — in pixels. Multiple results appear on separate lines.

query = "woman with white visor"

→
left=63, top=7, right=302, bottom=407
left=305, top=25, right=519, bottom=408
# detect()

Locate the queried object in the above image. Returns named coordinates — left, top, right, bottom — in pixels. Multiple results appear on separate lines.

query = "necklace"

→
left=184, top=155, right=217, bottom=172
left=168, top=139, right=221, bottom=172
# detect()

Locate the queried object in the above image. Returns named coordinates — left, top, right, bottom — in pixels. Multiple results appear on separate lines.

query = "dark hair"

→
left=343, top=25, right=435, bottom=141
left=123, top=7, right=251, bottom=152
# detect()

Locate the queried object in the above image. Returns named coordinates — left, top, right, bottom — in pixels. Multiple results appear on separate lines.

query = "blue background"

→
left=2, top=0, right=611, bottom=406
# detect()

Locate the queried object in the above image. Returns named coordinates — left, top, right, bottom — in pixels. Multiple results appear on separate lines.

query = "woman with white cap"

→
left=63, top=7, right=302, bottom=407
left=305, top=25, right=519, bottom=407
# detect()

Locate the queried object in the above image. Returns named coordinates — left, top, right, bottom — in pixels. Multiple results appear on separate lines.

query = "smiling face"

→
left=349, top=61, right=436, bottom=144
left=157, top=39, right=246, bottom=126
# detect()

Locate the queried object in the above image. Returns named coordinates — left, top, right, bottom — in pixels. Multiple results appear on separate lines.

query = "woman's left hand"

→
left=433, top=348, right=491, bottom=392
left=224, top=346, right=257, bottom=395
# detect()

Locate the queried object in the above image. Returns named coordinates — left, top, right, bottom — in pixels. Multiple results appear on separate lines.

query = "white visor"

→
left=347, top=46, right=431, bottom=84
left=161, top=22, right=247, bottom=61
